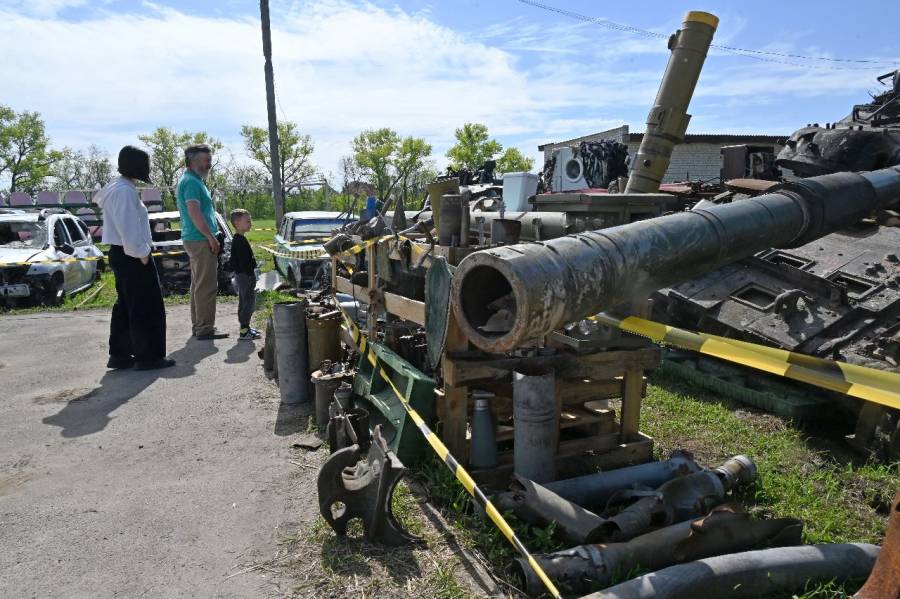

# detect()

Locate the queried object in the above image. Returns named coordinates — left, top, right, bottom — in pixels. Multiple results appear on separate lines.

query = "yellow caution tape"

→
left=285, top=236, right=333, bottom=246
left=592, top=313, right=900, bottom=411
left=257, top=244, right=328, bottom=260
left=0, top=249, right=188, bottom=268
left=337, top=304, right=562, bottom=599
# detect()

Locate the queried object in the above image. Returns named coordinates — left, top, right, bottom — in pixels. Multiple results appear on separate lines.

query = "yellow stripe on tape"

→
left=595, top=313, right=900, bottom=411
left=0, top=249, right=190, bottom=269
left=336, top=304, right=562, bottom=599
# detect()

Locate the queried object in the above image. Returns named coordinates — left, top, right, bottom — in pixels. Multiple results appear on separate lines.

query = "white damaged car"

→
left=0, top=208, right=104, bottom=306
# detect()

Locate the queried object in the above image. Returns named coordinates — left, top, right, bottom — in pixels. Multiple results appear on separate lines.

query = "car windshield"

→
left=291, top=219, right=344, bottom=241
left=0, top=221, right=48, bottom=249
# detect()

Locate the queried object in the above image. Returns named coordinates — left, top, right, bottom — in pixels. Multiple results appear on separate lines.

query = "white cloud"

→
left=0, top=0, right=892, bottom=184
left=0, top=0, right=90, bottom=17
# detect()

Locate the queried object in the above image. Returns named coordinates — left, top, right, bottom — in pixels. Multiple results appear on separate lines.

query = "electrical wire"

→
left=517, top=0, right=900, bottom=71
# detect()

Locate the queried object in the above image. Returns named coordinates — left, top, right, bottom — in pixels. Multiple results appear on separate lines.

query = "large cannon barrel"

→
left=451, top=166, right=900, bottom=352
left=625, top=11, right=718, bottom=194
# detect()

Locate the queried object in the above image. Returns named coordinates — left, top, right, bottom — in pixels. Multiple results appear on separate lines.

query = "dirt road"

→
left=0, top=304, right=313, bottom=598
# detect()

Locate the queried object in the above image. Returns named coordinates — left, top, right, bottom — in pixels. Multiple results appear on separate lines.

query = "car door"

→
left=49, top=217, right=80, bottom=292
left=62, top=216, right=92, bottom=288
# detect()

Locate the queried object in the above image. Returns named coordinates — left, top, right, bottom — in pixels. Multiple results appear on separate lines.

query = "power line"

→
left=517, top=0, right=900, bottom=71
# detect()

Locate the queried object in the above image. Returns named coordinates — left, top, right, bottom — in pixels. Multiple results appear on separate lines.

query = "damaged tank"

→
left=656, top=71, right=900, bottom=371
left=652, top=72, right=900, bottom=459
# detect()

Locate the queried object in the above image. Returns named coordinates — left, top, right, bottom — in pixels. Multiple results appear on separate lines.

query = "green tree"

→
left=0, top=107, right=64, bottom=194
left=445, top=122, right=533, bottom=175
left=50, top=145, right=112, bottom=190
left=446, top=123, right=501, bottom=171
left=137, top=127, right=223, bottom=204
left=351, top=128, right=432, bottom=203
left=495, top=147, right=534, bottom=175
left=241, top=121, right=315, bottom=194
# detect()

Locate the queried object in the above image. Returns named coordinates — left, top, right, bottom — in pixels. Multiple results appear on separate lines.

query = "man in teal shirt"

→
left=176, top=144, right=227, bottom=339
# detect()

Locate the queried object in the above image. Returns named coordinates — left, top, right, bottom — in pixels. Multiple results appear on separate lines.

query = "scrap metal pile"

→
left=254, top=8, right=900, bottom=598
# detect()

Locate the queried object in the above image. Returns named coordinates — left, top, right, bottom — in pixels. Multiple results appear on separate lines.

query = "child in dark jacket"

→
left=228, top=209, right=260, bottom=340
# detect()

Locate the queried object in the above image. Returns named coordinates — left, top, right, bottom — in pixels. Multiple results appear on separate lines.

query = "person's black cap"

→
left=118, top=145, right=152, bottom=184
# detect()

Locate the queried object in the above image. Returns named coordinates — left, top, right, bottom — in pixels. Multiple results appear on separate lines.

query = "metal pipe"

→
left=515, top=506, right=803, bottom=596
left=598, top=455, right=757, bottom=542
left=541, top=451, right=700, bottom=511
left=625, top=11, right=718, bottom=193
left=583, top=543, right=880, bottom=599
left=494, top=474, right=608, bottom=545
left=273, top=300, right=310, bottom=403
left=452, top=166, right=900, bottom=352
left=513, top=368, right=557, bottom=483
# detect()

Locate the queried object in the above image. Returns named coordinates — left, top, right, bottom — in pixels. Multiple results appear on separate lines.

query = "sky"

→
left=1, top=0, right=899, bottom=184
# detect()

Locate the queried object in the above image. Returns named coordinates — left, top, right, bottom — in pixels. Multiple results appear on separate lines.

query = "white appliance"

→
left=551, top=146, right=588, bottom=192
left=502, top=171, right=540, bottom=211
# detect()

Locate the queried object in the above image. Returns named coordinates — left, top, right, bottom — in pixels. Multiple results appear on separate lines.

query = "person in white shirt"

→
left=94, top=146, right=174, bottom=370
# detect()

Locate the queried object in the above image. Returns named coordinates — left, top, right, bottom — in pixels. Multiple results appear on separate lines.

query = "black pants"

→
left=231, top=273, right=256, bottom=329
left=108, top=245, right=167, bottom=362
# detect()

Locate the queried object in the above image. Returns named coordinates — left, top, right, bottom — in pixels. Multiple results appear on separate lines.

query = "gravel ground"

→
left=0, top=304, right=311, bottom=598
left=0, top=303, right=495, bottom=599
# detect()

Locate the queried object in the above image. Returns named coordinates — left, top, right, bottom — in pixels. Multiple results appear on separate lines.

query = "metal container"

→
left=426, top=179, right=459, bottom=232
left=306, top=309, right=342, bottom=373
left=469, top=390, right=497, bottom=469
left=513, top=368, right=557, bottom=483
left=333, top=382, right=353, bottom=411
left=438, top=193, right=463, bottom=246
left=273, top=300, right=309, bottom=403
left=312, top=368, right=349, bottom=430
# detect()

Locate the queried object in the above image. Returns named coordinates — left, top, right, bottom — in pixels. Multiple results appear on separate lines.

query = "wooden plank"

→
left=441, top=311, right=469, bottom=462
left=384, top=291, right=425, bottom=325
left=620, top=370, right=645, bottom=443
left=366, top=244, right=377, bottom=338
left=570, top=347, right=661, bottom=379
left=558, top=378, right=626, bottom=404
left=444, top=358, right=507, bottom=387
left=335, top=276, right=425, bottom=324
left=495, top=407, right=615, bottom=442
left=335, top=276, right=367, bottom=302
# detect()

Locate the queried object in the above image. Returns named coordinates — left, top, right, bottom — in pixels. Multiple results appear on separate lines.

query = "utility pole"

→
left=259, top=0, right=284, bottom=226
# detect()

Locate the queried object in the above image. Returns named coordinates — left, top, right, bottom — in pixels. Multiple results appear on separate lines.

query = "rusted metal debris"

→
left=515, top=504, right=802, bottom=596
left=317, top=421, right=421, bottom=546
left=854, top=490, right=900, bottom=599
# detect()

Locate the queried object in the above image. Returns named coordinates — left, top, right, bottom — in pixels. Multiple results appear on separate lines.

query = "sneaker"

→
left=134, top=357, right=176, bottom=371
left=249, top=327, right=261, bottom=336
left=196, top=329, right=229, bottom=340
left=239, top=328, right=261, bottom=341
left=106, top=356, right=134, bottom=369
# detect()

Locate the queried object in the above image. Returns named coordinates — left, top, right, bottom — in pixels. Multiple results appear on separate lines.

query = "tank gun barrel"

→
left=451, top=167, right=900, bottom=352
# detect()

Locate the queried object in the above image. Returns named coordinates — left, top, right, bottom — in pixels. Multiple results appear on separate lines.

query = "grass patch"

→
left=244, top=218, right=277, bottom=274
left=294, top=479, right=475, bottom=598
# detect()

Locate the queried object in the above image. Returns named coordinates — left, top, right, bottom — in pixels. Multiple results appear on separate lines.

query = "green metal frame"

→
left=352, top=339, right=436, bottom=464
